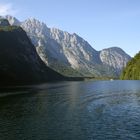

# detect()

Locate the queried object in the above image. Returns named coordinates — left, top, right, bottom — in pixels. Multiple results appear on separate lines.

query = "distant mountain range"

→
left=2, top=15, right=131, bottom=78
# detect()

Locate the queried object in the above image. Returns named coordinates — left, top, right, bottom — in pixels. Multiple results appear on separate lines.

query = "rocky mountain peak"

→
left=50, top=28, right=71, bottom=42
left=102, top=47, right=126, bottom=53
left=21, top=18, right=50, bottom=36
left=100, top=47, right=131, bottom=71
left=4, top=15, right=131, bottom=77
left=5, top=15, right=20, bottom=26
left=24, top=18, right=46, bottom=27
left=20, top=18, right=50, bottom=46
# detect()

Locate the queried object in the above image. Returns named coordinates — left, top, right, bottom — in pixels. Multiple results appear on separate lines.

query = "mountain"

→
left=5, top=15, right=20, bottom=26
left=4, top=15, right=131, bottom=78
left=100, top=47, right=131, bottom=75
left=0, top=19, right=65, bottom=85
left=120, top=51, right=140, bottom=80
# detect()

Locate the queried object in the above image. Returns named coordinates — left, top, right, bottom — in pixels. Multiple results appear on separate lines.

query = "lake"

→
left=0, top=80, right=140, bottom=140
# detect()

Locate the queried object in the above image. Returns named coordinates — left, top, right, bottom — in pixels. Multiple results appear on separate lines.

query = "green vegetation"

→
left=120, top=51, right=140, bottom=80
left=0, top=26, right=19, bottom=31
left=49, top=63, right=84, bottom=77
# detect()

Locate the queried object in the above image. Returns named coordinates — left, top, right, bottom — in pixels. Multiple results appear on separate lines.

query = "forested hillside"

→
left=120, top=52, right=140, bottom=80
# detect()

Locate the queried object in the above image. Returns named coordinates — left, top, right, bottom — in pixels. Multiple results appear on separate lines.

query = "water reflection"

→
left=0, top=80, right=140, bottom=139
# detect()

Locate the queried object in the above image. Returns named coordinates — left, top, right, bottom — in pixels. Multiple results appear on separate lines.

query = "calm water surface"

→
left=0, top=80, right=140, bottom=140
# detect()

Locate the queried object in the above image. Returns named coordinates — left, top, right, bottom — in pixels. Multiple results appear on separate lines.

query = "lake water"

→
left=0, top=80, right=140, bottom=140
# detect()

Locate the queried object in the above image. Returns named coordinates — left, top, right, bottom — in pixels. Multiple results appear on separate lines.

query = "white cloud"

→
left=0, top=3, right=17, bottom=16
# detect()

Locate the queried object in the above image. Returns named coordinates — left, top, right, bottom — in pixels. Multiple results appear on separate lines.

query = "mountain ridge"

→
left=3, top=15, right=131, bottom=78
left=0, top=19, right=66, bottom=85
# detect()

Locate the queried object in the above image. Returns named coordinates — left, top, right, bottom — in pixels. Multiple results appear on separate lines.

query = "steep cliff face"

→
left=50, top=28, right=101, bottom=68
left=120, top=51, right=140, bottom=80
left=100, top=47, right=131, bottom=74
left=21, top=19, right=104, bottom=77
left=5, top=15, right=131, bottom=77
left=0, top=20, right=65, bottom=85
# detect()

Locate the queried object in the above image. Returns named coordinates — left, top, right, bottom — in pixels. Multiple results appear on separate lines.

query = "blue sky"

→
left=0, top=0, right=140, bottom=56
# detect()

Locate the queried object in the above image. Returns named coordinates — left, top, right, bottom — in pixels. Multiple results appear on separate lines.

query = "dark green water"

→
left=0, top=80, right=140, bottom=140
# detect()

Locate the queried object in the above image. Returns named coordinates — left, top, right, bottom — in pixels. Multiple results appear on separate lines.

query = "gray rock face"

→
left=21, top=18, right=70, bottom=70
left=50, top=28, right=101, bottom=68
left=5, top=15, right=20, bottom=26
left=100, top=47, right=131, bottom=73
left=5, top=15, right=131, bottom=77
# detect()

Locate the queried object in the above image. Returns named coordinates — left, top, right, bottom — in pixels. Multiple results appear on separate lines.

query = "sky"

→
left=0, top=0, right=140, bottom=57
